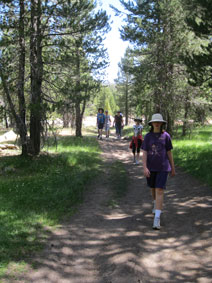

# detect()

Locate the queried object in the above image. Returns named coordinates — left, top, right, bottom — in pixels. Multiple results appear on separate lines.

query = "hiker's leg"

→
left=155, top=188, right=164, bottom=210
left=132, top=144, right=136, bottom=162
left=151, top=188, right=156, bottom=201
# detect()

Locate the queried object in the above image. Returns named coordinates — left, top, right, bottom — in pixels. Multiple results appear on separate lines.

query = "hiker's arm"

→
left=167, top=150, right=175, bottom=177
left=142, top=150, right=150, bottom=177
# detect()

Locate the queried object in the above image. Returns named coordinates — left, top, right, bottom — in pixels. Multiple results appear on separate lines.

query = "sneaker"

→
left=97, top=134, right=100, bottom=139
left=153, top=217, right=161, bottom=230
left=133, top=159, right=136, bottom=164
left=136, top=160, right=139, bottom=165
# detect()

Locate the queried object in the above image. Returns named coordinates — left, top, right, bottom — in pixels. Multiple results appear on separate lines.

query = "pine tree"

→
left=115, top=48, right=134, bottom=125
left=183, top=0, right=212, bottom=86
left=114, top=0, right=206, bottom=134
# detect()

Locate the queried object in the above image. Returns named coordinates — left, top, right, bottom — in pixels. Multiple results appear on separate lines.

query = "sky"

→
left=97, top=0, right=129, bottom=83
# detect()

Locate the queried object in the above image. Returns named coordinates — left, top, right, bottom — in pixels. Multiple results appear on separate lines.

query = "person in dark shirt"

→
left=96, top=108, right=105, bottom=140
left=142, top=113, right=175, bottom=230
left=113, top=111, right=123, bottom=139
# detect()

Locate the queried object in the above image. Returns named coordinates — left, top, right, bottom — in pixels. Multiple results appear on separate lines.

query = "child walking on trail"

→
left=96, top=108, right=105, bottom=140
left=142, top=113, right=175, bottom=230
left=130, top=117, right=143, bottom=164
left=104, top=110, right=111, bottom=139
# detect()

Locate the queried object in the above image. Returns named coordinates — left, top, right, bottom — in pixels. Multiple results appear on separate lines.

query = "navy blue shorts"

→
left=98, top=123, right=104, bottom=129
left=146, top=171, right=169, bottom=189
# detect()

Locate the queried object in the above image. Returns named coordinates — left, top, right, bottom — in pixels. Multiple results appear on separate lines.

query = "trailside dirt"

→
left=5, top=138, right=212, bottom=283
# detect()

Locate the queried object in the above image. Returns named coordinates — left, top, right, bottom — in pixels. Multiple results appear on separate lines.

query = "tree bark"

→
left=18, top=0, right=27, bottom=156
left=182, top=92, right=190, bottom=136
left=0, top=0, right=28, bottom=155
left=75, top=102, right=82, bottom=137
left=75, top=46, right=83, bottom=137
left=125, top=77, right=129, bottom=125
left=29, top=0, right=43, bottom=155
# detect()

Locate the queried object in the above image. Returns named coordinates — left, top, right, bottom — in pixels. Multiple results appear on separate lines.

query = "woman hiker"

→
left=142, top=113, right=175, bottom=230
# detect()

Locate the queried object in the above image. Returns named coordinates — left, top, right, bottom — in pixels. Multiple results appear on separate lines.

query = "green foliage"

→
left=173, top=125, right=212, bottom=186
left=113, top=0, right=212, bottom=134
left=93, top=85, right=118, bottom=115
left=0, top=136, right=101, bottom=276
left=0, top=0, right=110, bottom=147
left=183, top=0, right=212, bottom=86
left=115, top=48, right=135, bottom=123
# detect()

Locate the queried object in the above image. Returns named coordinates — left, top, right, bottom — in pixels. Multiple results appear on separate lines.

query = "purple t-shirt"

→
left=142, top=131, right=173, bottom=172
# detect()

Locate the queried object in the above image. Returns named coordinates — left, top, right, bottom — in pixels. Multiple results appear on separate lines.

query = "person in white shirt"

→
left=130, top=118, right=143, bottom=164
left=104, top=110, right=111, bottom=138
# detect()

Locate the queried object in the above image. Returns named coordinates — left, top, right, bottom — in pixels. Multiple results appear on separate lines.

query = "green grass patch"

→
left=0, top=136, right=101, bottom=277
left=107, top=161, right=128, bottom=208
left=173, top=125, right=212, bottom=187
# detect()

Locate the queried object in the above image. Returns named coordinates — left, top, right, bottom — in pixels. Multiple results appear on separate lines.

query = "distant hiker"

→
left=129, top=117, right=143, bottom=164
left=142, top=113, right=175, bottom=230
left=105, top=110, right=111, bottom=139
left=97, top=108, right=105, bottom=140
left=113, top=111, right=124, bottom=139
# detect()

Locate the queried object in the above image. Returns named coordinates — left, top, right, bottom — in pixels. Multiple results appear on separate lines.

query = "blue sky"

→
left=98, top=0, right=129, bottom=83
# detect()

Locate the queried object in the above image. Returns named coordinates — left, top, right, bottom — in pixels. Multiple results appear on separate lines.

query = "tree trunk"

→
left=29, top=0, right=43, bottom=155
left=4, top=110, right=9, bottom=129
left=75, top=46, right=83, bottom=137
left=182, top=99, right=189, bottom=136
left=125, top=78, right=129, bottom=125
left=0, top=68, right=28, bottom=152
left=63, top=112, right=70, bottom=128
left=0, top=0, right=28, bottom=155
left=75, top=98, right=86, bottom=137
left=18, top=0, right=27, bottom=156
left=75, top=102, right=82, bottom=137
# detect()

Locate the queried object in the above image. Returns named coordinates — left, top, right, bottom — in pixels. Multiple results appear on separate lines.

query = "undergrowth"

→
left=173, top=125, right=212, bottom=187
left=0, top=136, right=101, bottom=277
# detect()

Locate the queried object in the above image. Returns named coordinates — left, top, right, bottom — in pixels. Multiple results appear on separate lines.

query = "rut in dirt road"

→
left=8, top=138, right=212, bottom=283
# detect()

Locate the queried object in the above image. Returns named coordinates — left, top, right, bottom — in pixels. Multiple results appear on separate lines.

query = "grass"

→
left=107, top=161, right=129, bottom=208
left=0, top=135, right=101, bottom=278
left=173, top=125, right=212, bottom=187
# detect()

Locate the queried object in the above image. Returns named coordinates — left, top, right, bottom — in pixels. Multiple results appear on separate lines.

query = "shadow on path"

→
left=5, top=137, right=212, bottom=283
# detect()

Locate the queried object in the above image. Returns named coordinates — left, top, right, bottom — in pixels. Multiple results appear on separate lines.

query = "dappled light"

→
left=6, top=137, right=210, bottom=283
left=0, top=0, right=212, bottom=280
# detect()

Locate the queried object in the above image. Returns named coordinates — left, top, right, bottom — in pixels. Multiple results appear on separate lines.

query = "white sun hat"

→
left=148, top=113, right=167, bottom=125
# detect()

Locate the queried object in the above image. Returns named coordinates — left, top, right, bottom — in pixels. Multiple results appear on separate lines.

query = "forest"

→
left=0, top=0, right=212, bottom=155
left=0, top=1, right=212, bottom=280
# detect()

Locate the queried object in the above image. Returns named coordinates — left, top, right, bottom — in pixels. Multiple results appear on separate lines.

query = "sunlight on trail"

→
left=11, top=134, right=212, bottom=283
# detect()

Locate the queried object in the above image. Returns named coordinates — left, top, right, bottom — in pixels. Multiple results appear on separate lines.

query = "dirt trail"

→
left=6, top=137, right=212, bottom=283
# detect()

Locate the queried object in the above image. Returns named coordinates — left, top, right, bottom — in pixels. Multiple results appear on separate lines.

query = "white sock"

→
left=155, top=209, right=161, bottom=218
